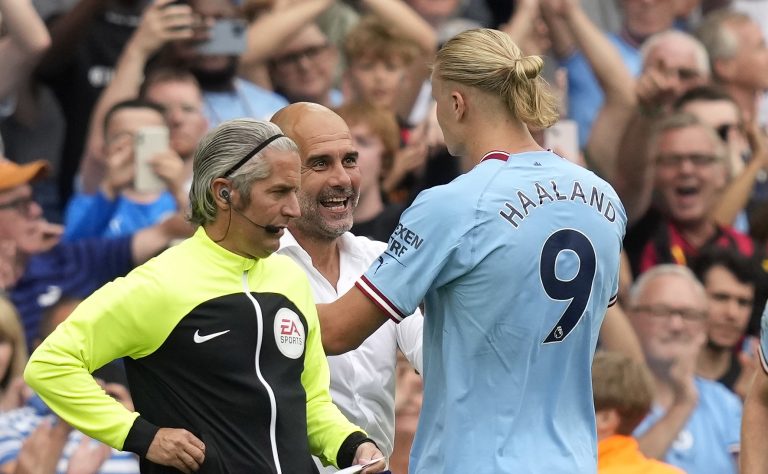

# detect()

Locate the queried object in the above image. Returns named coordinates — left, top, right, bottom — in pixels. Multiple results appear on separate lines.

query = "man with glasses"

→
left=268, top=23, right=342, bottom=108
left=627, top=264, right=742, bottom=474
left=674, top=85, right=766, bottom=234
left=622, top=112, right=763, bottom=277
left=0, top=159, right=193, bottom=347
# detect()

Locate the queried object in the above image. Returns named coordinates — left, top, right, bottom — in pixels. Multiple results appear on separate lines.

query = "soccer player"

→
left=319, top=28, right=627, bottom=472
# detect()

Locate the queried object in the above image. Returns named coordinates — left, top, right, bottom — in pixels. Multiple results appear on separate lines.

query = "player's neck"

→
left=464, top=120, right=543, bottom=165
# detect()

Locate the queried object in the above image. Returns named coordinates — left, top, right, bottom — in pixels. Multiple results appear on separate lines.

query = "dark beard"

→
left=192, top=57, right=238, bottom=91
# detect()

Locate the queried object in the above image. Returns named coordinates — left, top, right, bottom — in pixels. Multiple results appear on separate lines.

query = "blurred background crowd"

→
left=0, top=0, right=767, bottom=472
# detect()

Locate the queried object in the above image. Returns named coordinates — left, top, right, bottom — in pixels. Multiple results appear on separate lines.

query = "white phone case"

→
left=134, top=126, right=169, bottom=193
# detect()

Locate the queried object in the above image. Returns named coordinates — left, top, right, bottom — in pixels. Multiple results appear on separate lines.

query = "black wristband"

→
left=337, top=432, right=377, bottom=468
left=123, top=416, right=160, bottom=457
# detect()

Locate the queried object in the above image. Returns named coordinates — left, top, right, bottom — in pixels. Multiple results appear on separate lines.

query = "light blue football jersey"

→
left=356, top=151, right=627, bottom=473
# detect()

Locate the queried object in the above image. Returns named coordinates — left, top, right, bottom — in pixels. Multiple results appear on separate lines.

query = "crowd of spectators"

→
left=1, top=0, right=767, bottom=472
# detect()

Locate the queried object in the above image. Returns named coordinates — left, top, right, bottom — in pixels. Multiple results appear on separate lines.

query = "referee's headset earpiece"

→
left=220, top=188, right=231, bottom=204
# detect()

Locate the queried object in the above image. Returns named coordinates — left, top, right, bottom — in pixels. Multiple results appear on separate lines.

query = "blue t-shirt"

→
left=563, top=33, right=643, bottom=147
left=204, top=79, right=288, bottom=126
left=356, top=150, right=627, bottom=473
left=634, top=378, right=741, bottom=474
left=64, top=191, right=176, bottom=241
left=10, top=238, right=133, bottom=347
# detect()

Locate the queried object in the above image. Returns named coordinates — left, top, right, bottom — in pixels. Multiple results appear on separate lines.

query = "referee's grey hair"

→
left=627, top=264, right=707, bottom=308
left=189, top=119, right=297, bottom=226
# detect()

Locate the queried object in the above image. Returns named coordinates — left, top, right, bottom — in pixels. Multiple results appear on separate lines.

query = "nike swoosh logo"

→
left=193, top=329, right=230, bottom=343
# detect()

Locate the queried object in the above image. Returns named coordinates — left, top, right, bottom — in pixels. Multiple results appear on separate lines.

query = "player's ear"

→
left=451, top=90, right=465, bottom=121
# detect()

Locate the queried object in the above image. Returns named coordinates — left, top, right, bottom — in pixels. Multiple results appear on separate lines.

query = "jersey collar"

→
left=480, top=151, right=510, bottom=162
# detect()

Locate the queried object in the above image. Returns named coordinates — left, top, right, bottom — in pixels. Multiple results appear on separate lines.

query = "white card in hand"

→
left=335, top=457, right=385, bottom=474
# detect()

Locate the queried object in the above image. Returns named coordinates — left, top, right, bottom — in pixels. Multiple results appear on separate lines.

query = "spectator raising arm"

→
left=241, top=0, right=334, bottom=67
left=542, top=0, right=636, bottom=181
left=0, top=0, right=51, bottom=99
left=710, top=124, right=768, bottom=228
left=81, top=0, right=195, bottom=193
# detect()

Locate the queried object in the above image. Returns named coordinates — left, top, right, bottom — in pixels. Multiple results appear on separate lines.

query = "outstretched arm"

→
left=318, top=286, right=390, bottom=355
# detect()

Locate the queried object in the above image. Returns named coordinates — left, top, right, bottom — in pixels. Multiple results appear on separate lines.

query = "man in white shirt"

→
left=272, top=102, right=423, bottom=473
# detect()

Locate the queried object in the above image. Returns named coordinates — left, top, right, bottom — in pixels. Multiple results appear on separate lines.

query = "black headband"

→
left=221, top=134, right=285, bottom=178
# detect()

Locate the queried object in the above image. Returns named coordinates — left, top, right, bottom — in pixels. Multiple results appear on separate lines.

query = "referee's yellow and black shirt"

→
left=25, top=228, right=364, bottom=473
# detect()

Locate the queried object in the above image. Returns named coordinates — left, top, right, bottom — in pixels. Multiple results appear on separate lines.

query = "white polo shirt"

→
left=277, top=231, right=423, bottom=472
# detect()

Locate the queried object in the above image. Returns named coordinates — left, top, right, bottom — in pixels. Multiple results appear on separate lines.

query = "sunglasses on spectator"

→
left=656, top=153, right=719, bottom=167
left=631, top=304, right=707, bottom=322
left=271, top=43, right=330, bottom=68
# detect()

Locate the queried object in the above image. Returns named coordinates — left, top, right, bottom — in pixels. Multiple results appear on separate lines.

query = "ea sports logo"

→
left=274, top=308, right=305, bottom=359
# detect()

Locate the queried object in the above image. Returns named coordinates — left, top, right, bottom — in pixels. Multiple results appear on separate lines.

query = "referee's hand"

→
left=354, top=441, right=387, bottom=473
left=146, top=428, right=205, bottom=473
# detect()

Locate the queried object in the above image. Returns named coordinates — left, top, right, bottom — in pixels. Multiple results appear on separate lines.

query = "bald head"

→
left=270, top=102, right=360, bottom=242
left=271, top=102, right=351, bottom=157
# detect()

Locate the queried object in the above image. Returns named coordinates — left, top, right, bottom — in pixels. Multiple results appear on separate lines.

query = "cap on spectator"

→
left=0, top=160, right=49, bottom=191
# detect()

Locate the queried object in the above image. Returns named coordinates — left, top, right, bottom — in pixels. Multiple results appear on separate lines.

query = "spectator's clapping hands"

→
left=66, top=438, right=112, bottom=474
left=734, top=335, right=759, bottom=400
left=668, top=330, right=706, bottom=405
left=636, top=59, right=680, bottom=113
left=0, top=376, right=33, bottom=412
left=540, top=0, right=580, bottom=18
left=384, top=129, right=428, bottom=193
left=14, top=418, right=71, bottom=474
left=130, top=0, right=196, bottom=58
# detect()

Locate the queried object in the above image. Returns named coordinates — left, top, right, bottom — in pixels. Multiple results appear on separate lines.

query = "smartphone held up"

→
left=196, top=18, right=247, bottom=56
left=134, top=126, right=169, bottom=193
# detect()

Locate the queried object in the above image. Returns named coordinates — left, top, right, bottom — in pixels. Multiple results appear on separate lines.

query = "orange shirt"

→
left=598, top=435, right=686, bottom=474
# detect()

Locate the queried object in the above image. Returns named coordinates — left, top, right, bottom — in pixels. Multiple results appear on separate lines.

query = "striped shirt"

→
left=0, top=395, right=138, bottom=473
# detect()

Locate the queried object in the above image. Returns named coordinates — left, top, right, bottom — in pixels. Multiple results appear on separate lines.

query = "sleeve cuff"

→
left=336, top=431, right=375, bottom=469
left=123, top=416, right=160, bottom=457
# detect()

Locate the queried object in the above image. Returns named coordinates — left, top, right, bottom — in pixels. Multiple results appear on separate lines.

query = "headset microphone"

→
left=232, top=207, right=282, bottom=234
left=220, top=187, right=281, bottom=234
